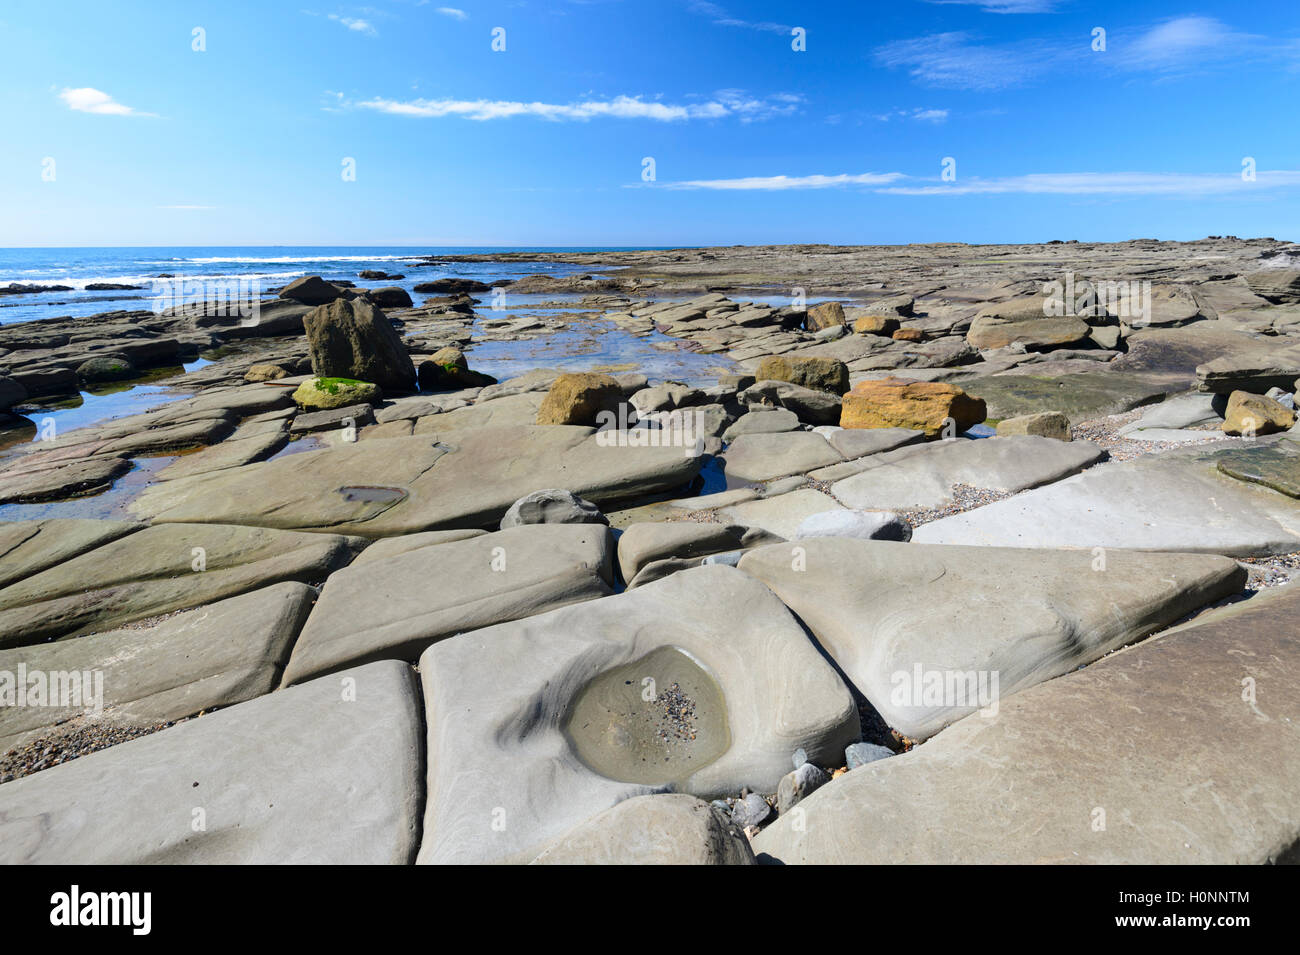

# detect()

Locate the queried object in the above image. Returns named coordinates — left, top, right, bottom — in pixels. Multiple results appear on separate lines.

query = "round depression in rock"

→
left=563, top=646, right=730, bottom=786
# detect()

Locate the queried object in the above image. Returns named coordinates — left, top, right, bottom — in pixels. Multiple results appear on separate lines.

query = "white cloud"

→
left=875, top=107, right=949, bottom=123
left=58, top=87, right=152, bottom=116
left=688, top=1, right=790, bottom=35
left=662, top=173, right=906, bottom=191
left=1115, top=16, right=1260, bottom=72
left=349, top=91, right=801, bottom=122
left=329, top=14, right=377, bottom=35
left=436, top=6, right=468, bottom=19
left=877, top=170, right=1300, bottom=197
left=922, top=0, right=1060, bottom=13
left=874, top=32, right=1059, bottom=90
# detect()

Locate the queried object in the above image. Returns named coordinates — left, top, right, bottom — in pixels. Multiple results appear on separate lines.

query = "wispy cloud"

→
left=877, top=17, right=1294, bottom=91
left=58, top=87, right=153, bottom=116
left=688, top=1, right=790, bottom=35
left=436, top=6, right=468, bottom=19
left=878, top=170, right=1300, bottom=197
left=329, top=13, right=377, bottom=35
left=347, top=90, right=801, bottom=122
left=922, top=0, right=1061, bottom=13
left=874, top=107, right=949, bottom=123
left=642, top=168, right=1300, bottom=197
left=663, top=172, right=905, bottom=190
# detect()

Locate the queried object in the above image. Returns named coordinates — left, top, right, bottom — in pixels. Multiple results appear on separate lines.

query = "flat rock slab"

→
left=962, top=372, right=1168, bottom=423
left=1214, top=436, right=1300, bottom=499
left=0, top=455, right=131, bottom=504
left=282, top=524, right=614, bottom=684
left=737, top=538, right=1244, bottom=740
left=0, top=523, right=365, bottom=646
left=831, top=435, right=1104, bottom=510
left=616, top=521, right=779, bottom=583
left=130, top=426, right=703, bottom=536
left=0, top=660, right=423, bottom=864
left=0, top=582, right=314, bottom=752
left=754, top=582, right=1300, bottom=864
left=720, top=487, right=845, bottom=538
left=913, top=441, right=1300, bottom=556
left=156, top=428, right=289, bottom=482
left=506, top=793, right=754, bottom=865
left=0, top=519, right=140, bottom=590
left=722, top=431, right=843, bottom=483
left=416, top=565, right=858, bottom=864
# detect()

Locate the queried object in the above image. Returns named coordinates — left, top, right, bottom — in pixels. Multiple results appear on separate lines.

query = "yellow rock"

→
left=852, top=314, right=900, bottom=337
left=1221, top=390, right=1296, bottom=436
left=840, top=377, right=986, bottom=437
left=755, top=355, right=849, bottom=395
left=536, top=372, right=624, bottom=426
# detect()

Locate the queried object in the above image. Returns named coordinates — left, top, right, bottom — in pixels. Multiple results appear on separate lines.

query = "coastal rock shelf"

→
left=3, top=240, right=1300, bottom=865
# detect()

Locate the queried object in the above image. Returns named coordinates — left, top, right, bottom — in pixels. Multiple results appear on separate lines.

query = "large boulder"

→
left=292, top=376, right=382, bottom=410
left=279, top=274, right=347, bottom=306
left=75, top=354, right=136, bottom=383
left=803, top=301, right=846, bottom=332
left=1221, top=390, right=1296, bottom=435
left=303, top=296, right=416, bottom=393
left=536, top=372, right=625, bottom=426
left=840, top=377, right=986, bottom=436
left=365, top=286, right=413, bottom=309
left=1244, top=269, right=1300, bottom=304
left=966, top=312, right=1091, bottom=351
left=738, top=538, right=1245, bottom=740
left=416, top=565, right=859, bottom=864
left=755, top=355, right=849, bottom=395
left=0, top=661, right=424, bottom=864
left=739, top=380, right=842, bottom=425
left=753, top=582, right=1300, bottom=864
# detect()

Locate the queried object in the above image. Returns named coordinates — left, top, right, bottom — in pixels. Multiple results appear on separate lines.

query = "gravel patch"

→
left=0, top=713, right=195, bottom=784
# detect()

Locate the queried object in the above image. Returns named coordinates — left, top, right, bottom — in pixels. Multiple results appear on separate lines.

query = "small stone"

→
left=792, top=747, right=808, bottom=770
left=845, top=742, right=895, bottom=770
left=777, top=763, right=830, bottom=814
left=500, top=489, right=608, bottom=529
left=996, top=411, right=1073, bottom=441
left=731, top=792, right=772, bottom=829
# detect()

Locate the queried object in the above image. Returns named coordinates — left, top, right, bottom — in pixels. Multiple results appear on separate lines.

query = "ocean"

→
left=0, top=246, right=644, bottom=325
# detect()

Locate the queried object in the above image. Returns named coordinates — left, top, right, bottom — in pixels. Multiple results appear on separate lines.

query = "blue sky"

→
left=2, top=0, right=1299, bottom=247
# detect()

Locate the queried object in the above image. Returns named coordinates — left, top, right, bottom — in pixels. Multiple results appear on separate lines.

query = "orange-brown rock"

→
left=891, top=328, right=924, bottom=342
left=852, top=314, right=901, bottom=337
left=804, top=302, right=846, bottom=332
left=536, top=372, right=624, bottom=426
left=840, top=377, right=986, bottom=436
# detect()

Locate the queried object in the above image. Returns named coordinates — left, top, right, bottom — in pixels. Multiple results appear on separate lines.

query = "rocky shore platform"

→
left=2, top=239, right=1299, bottom=865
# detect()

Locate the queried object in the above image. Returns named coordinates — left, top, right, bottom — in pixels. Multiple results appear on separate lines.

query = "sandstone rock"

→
left=913, top=441, right=1300, bottom=556
left=616, top=522, right=779, bottom=583
left=723, top=431, right=843, bottom=483
left=416, top=565, right=858, bottom=864
left=365, top=286, right=413, bottom=309
left=0, top=582, right=314, bottom=753
left=75, top=354, right=136, bottom=382
left=279, top=274, right=346, bottom=306
left=777, top=763, right=830, bottom=814
left=794, top=509, right=911, bottom=542
left=753, top=583, right=1300, bottom=864
left=995, top=411, right=1072, bottom=441
left=0, top=374, right=27, bottom=410
left=416, top=346, right=493, bottom=391
left=755, top=355, right=849, bottom=395
left=0, top=523, right=365, bottom=646
left=1196, top=355, right=1300, bottom=395
left=244, top=363, right=289, bottom=382
left=962, top=372, right=1168, bottom=423
left=892, top=328, right=924, bottom=342
left=281, top=524, right=613, bottom=684
left=739, top=380, right=841, bottom=425
left=852, top=314, right=901, bottom=337
left=804, top=301, right=845, bottom=332
left=0, top=660, right=423, bottom=864
left=720, top=487, right=844, bottom=538
left=966, top=312, right=1091, bottom=351
left=505, top=794, right=755, bottom=865
left=0, top=455, right=131, bottom=505
left=738, top=538, right=1244, bottom=739
left=292, top=376, right=382, bottom=410
left=1220, top=390, right=1296, bottom=435
left=499, top=488, right=607, bottom=528
left=131, top=428, right=703, bottom=537
left=0, top=519, right=140, bottom=590
left=536, top=372, right=624, bottom=426
left=840, top=377, right=985, bottom=436
left=304, top=297, right=416, bottom=392
left=722, top=408, right=800, bottom=441
left=156, top=428, right=289, bottom=481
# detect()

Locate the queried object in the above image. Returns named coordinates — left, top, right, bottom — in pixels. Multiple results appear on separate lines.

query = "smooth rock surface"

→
left=738, top=538, right=1244, bottom=739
